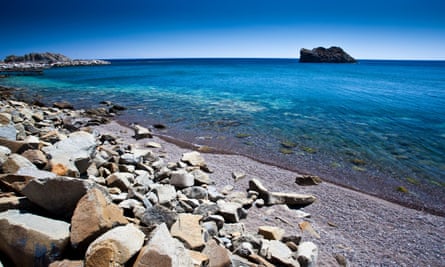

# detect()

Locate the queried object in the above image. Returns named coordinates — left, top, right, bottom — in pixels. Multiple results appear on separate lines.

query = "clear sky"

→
left=1, top=0, right=444, bottom=60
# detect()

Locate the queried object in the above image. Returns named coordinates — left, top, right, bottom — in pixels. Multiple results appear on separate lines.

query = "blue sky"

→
left=1, top=0, right=444, bottom=59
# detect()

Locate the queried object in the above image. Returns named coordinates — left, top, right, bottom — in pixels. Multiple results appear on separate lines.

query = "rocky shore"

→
left=0, top=88, right=320, bottom=266
left=0, top=52, right=110, bottom=75
left=0, top=87, right=444, bottom=266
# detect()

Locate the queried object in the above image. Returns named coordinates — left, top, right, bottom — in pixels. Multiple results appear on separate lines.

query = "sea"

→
left=1, top=58, right=444, bottom=214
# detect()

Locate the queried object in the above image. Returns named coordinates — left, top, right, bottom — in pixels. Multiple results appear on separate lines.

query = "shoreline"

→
left=98, top=120, right=445, bottom=266
left=0, top=88, right=443, bottom=265
left=114, top=118, right=445, bottom=217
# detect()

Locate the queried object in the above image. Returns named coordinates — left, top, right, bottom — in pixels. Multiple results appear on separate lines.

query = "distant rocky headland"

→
left=299, top=47, right=356, bottom=63
left=0, top=52, right=110, bottom=76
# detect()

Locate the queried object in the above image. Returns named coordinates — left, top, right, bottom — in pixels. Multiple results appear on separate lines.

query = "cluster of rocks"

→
left=0, top=52, right=110, bottom=74
left=0, top=95, right=319, bottom=267
left=299, top=47, right=356, bottom=63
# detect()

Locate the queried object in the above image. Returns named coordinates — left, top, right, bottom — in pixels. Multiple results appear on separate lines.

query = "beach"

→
left=98, top=121, right=445, bottom=266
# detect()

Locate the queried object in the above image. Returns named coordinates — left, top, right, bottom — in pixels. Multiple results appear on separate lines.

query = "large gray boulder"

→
left=22, top=176, right=94, bottom=219
left=0, top=210, right=70, bottom=267
left=42, top=131, right=96, bottom=177
left=299, top=46, right=356, bottom=63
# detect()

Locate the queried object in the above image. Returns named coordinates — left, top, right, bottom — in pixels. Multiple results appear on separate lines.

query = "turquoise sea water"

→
left=1, top=59, right=444, bottom=213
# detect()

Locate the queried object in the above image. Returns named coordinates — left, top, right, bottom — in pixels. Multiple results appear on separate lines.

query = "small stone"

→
left=141, top=205, right=178, bottom=228
left=133, top=223, right=194, bottom=267
left=183, top=186, right=208, bottom=200
left=170, top=213, right=205, bottom=250
left=260, top=239, right=299, bottom=267
left=334, top=254, right=348, bottom=267
left=106, top=172, right=133, bottom=191
left=53, top=101, right=74, bottom=109
left=153, top=184, right=177, bottom=205
left=170, top=169, right=194, bottom=188
left=217, top=200, right=246, bottom=223
left=145, top=141, right=162, bottom=148
left=296, top=242, right=318, bottom=267
left=181, top=151, right=207, bottom=168
left=85, top=224, right=145, bottom=267
left=258, top=226, right=285, bottom=240
left=190, top=169, right=213, bottom=185
left=295, top=175, right=322, bottom=186
left=133, top=124, right=152, bottom=139
left=202, top=240, right=232, bottom=267
left=232, top=171, right=246, bottom=181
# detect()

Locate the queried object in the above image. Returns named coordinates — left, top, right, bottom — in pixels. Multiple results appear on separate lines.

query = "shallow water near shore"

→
left=2, top=58, right=444, bottom=214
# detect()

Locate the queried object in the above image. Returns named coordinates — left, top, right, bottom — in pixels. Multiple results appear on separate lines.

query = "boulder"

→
left=170, top=213, right=205, bottom=250
left=2, top=153, right=36, bottom=173
left=202, top=239, right=232, bottom=267
left=70, top=188, right=128, bottom=249
left=170, top=169, right=194, bottom=188
left=0, top=123, right=16, bottom=140
left=85, top=224, right=145, bottom=267
left=296, top=242, right=318, bottom=267
left=133, top=223, right=194, bottom=267
left=0, top=210, right=70, bottom=267
left=42, top=131, right=96, bottom=177
left=0, top=174, right=35, bottom=192
left=190, top=169, right=213, bottom=185
left=299, top=46, right=356, bottom=63
left=0, top=138, right=38, bottom=153
left=22, top=176, right=93, bottom=219
left=21, top=149, right=48, bottom=169
left=0, top=194, right=33, bottom=212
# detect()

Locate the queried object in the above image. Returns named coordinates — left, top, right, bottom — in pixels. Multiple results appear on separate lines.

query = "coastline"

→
left=115, top=118, right=445, bottom=217
left=98, top=120, right=445, bottom=266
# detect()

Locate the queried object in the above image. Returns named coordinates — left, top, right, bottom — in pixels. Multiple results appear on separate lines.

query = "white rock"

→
left=170, top=169, right=194, bottom=188
left=296, top=241, right=318, bottom=267
left=85, top=224, right=145, bottom=267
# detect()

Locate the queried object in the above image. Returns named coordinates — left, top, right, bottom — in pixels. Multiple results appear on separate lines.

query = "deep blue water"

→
left=2, top=59, right=445, bottom=212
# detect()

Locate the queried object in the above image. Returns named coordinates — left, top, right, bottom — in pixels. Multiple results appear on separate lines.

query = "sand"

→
left=94, top=121, right=445, bottom=266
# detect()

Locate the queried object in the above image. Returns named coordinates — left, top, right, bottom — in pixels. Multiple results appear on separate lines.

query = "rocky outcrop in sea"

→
left=0, top=89, right=320, bottom=266
left=0, top=52, right=110, bottom=75
left=299, top=47, right=356, bottom=63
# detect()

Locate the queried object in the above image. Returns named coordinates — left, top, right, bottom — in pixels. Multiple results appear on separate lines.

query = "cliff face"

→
left=4, top=52, right=71, bottom=64
left=299, top=47, right=356, bottom=63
